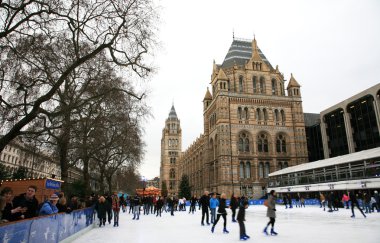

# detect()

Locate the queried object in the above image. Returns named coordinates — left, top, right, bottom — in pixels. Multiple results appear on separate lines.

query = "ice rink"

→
left=73, top=205, right=380, bottom=243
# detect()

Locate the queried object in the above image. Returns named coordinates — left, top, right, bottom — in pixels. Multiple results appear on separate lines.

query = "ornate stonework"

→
left=159, top=105, right=182, bottom=195
left=162, top=38, right=308, bottom=198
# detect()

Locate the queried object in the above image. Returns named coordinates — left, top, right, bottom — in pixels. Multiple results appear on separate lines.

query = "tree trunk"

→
left=99, top=170, right=105, bottom=194
left=83, top=156, right=91, bottom=195
left=107, top=176, right=113, bottom=194
left=58, top=111, right=71, bottom=193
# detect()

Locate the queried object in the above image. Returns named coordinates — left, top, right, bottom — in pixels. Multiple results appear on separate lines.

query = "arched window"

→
left=276, top=134, right=287, bottom=153
left=245, top=161, right=251, bottom=178
left=281, top=110, right=286, bottom=124
left=240, top=161, right=245, bottom=179
left=263, top=108, right=268, bottom=121
left=238, top=107, right=242, bottom=120
left=253, top=76, right=257, bottom=93
left=274, top=109, right=279, bottom=123
left=278, top=162, right=283, bottom=170
left=260, top=77, right=265, bottom=94
left=256, top=108, right=262, bottom=121
left=258, top=162, right=264, bottom=178
left=238, top=132, right=250, bottom=152
left=264, top=162, right=270, bottom=178
left=239, top=76, right=244, bottom=93
left=271, top=79, right=277, bottom=95
left=244, top=107, right=249, bottom=119
left=257, top=133, right=269, bottom=152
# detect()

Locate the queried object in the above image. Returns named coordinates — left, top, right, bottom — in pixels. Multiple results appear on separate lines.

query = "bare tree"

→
left=0, top=0, right=157, bottom=153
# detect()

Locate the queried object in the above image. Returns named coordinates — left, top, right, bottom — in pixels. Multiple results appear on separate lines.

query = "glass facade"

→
left=324, top=108, right=349, bottom=157
left=347, top=95, right=380, bottom=152
left=305, top=123, right=324, bottom=162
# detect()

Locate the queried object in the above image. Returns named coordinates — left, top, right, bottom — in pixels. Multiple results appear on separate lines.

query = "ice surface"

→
left=72, top=205, right=380, bottom=243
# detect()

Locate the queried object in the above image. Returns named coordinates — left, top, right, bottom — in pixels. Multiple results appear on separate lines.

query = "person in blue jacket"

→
left=39, top=194, right=59, bottom=216
left=209, top=193, right=219, bottom=224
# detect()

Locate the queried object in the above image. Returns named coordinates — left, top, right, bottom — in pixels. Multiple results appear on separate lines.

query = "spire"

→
left=168, top=105, right=178, bottom=119
left=287, top=73, right=301, bottom=89
left=251, top=36, right=261, bottom=60
left=203, top=87, right=212, bottom=100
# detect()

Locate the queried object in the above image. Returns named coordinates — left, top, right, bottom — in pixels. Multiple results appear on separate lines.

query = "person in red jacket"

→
left=111, top=192, right=121, bottom=227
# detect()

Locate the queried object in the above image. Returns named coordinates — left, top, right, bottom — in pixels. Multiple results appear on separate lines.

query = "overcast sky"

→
left=139, top=0, right=380, bottom=179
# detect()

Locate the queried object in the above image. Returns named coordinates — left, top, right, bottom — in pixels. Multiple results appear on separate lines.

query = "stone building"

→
left=162, top=37, right=309, bottom=198
left=159, top=105, right=182, bottom=195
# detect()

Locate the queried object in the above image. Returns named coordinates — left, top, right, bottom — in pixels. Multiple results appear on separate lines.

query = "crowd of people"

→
left=0, top=185, right=93, bottom=225
left=2, top=187, right=380, bottom=241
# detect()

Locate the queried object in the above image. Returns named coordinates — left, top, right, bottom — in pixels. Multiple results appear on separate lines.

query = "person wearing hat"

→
left=39, top=193, right=59, bottom=216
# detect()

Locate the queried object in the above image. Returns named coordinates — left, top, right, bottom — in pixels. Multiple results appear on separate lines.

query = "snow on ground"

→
left=72, top=205, right=380, bottom=243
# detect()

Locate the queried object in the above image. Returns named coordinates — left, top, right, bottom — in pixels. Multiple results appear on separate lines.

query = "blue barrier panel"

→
left=0, top=207, right=94, bottom=243
left=0, top=219, right=31, bottom=242
left=29, top=214, right=59, bottom=243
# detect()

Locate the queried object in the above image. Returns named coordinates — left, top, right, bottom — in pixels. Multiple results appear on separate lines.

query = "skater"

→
left=167, top=195, right=175, bottom=216
left=300, top=195, right=306, bottom=208
left=320, top=192, right=326, bottom=211
left=199, top=191, right=210, bottom=226
left=287, top=194, right=293, bottom=208
left=230, top=193, right=238, bottom=222
left=342, top=193, right=350, bottom=209
left=283, top=194, right=288, bottom=209
left=209, top=193, right=219, bottom=224
left=111, top=192, right=120, bottom=227
left=263, top=190, right=278, bottom=236
left=132, top=193, right=141, bottom=220
left=156, top=196, right=164, bottom=217
left=349, top=191, right=366, bottom=218
left=189, top=195, right=197, bottom=214
left=105, top=194, right=113, bottom=224
left=95, top=196, right=107, bottom=227
left=237, top=200, right=249, bottom=241
left=211, top=193, right=229, bottom=234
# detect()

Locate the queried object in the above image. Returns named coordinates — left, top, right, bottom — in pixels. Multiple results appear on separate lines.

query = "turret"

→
left=286, top=73, right=301, bottom=97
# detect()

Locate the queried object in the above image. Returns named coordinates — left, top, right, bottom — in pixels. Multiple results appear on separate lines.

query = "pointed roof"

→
left=221, top=37, right=274, bottom=70
left=203, top=87, right=212, bottom=100
left=287, top=73, right=301, bottom=89
left=216, top=68, right=228, bottom=80
left=251, top=37, right=261, bottom=61
left=168, top=105, right=178, bottom=119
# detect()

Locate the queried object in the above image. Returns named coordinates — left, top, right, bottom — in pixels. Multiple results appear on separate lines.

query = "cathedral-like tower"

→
left=178, top=37, right=308, bottom=198
left=159, top=105, right=182, bottom=195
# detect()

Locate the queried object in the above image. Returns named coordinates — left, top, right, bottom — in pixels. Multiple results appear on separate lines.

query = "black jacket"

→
left=95, top=201, right=107, bottom=219
left=1, top=203, right=15, bottom=221
left=236, top=205, right=246, bottom=221
left=12, top=193, right=39, bottom=220
left=217, top=198, right=228, bottom=214
left=230, top=197, right=238, bottom=210
left=199, top=195, right=209, bottom=209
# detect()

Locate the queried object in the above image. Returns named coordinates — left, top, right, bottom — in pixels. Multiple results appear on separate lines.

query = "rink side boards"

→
left=268, top=177, right=380, bottom=193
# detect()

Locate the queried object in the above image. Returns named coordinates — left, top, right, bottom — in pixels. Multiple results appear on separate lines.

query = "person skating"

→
left=199, top=191, right=210, bottom=226
left=95, top=196, right=107, bottom=227
left=132, top=193, right=141, bottom=220
left=189, top=195, right=197, bottom=214
left=320, top=192, right=326, bottom=211
left=211, top=193, right=229, bottom=234
left=283, top=195, right=288, bottom=209
left=263, top=190, right=278, bottom=236
left=156, top=196, right=164, bottom=217
left=209, top=193, right=219, bottom=224
left=230, top=193, right=238, bottom=222
left=111, top=192, right=120, bottom=227
left=349, top=191, right=366, bottom=218
left=237, top=200, right=249, bottom=241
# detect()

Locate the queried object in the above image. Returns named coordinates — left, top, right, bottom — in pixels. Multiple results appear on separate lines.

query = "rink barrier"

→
left=0, top=207, right=94, bottom=243
left=185, top=199, right=322, bottom=206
